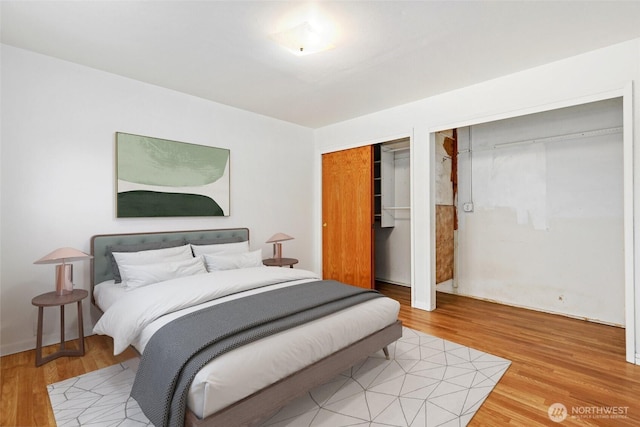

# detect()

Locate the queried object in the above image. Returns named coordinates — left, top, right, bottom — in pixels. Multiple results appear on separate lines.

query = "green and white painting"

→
left=116, top=132, right=230, bottom=217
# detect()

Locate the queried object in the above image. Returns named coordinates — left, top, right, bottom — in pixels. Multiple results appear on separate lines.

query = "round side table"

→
left=31, top=289, right=88, bottom=367
left=263, top=258, right=299, bottom=268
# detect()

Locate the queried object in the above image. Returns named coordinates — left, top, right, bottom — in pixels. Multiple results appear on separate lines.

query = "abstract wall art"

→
left=116, top=132, right=230, bottom=217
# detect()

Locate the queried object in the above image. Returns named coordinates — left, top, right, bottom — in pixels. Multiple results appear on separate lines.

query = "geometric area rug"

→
left=47, top=327, right=510, bottom=427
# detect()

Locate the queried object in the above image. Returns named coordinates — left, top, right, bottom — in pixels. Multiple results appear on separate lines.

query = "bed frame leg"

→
left=383, top=346, right=390, bottom=360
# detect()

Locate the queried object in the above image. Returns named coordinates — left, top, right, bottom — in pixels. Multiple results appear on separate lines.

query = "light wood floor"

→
left=378, top=284, right=640, bottom=426
left=2, top=285, right=640, bottom=426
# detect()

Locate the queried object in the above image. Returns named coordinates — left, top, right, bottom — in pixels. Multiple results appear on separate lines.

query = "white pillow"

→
left=119, top=256, right=207, bottom=290
left=112, top=244, right=193, bottom=274
left=203, top=249, right=263, bottom=271
left=191, top=241, right=250, bottom=257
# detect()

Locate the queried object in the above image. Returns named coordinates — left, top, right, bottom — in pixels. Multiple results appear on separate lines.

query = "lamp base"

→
left=55, top=264, right=73, bottom=296
left=274, top=242, right=283, bottom=259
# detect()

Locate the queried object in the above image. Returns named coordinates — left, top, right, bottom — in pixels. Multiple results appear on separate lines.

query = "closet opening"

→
left=374, top=138, right=411, bottom=289
left=432, top=97, right=632, bottom=360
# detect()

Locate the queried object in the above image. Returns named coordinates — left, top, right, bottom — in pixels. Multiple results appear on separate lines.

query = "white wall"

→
left=314, top=38, right=640, bottom=361
left=3, top=38, right=639, bottom=360
left=444, top=99, right=624, bottom=325
left=0, top=45, right=315, bottom=355
left=375, top=149, right=411, bottom=286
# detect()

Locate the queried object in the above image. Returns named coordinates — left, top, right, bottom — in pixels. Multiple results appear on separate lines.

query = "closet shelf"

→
left=457, top=126, right=622, bottom=154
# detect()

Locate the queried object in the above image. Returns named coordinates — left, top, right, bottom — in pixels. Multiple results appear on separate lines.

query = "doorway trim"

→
left=427, top=83, right=635, bottom=364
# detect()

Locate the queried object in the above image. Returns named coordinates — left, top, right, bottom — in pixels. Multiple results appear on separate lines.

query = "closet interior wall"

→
left=443, top=98, right=624, bottom=326
left=374, top=140, right=411, bottom=287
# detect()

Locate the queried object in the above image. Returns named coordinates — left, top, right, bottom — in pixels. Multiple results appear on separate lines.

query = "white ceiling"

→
left=3, top=1, right=640, bottom=128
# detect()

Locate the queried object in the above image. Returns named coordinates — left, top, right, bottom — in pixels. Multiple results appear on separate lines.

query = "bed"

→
left=90, top=228, right=402, bottom=427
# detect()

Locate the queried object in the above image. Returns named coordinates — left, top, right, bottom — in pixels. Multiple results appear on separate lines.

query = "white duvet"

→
left=92, top=266, right=400, bottom=419
left=94, top=266, right=321, bottom=354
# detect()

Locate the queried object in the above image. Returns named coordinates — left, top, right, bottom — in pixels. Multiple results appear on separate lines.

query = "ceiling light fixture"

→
left=271, top=20, right=335, bottom=55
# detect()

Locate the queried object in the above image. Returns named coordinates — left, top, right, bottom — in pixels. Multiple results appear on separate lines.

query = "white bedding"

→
left=93, top=266, right=400, bottom=419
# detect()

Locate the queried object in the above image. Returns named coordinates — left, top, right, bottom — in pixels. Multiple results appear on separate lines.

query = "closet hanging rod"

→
left=383, top=206, right=411, bottom=210
left=382, top=147, right=410, bottom=153
left=457, top=126, right=622, bottom=154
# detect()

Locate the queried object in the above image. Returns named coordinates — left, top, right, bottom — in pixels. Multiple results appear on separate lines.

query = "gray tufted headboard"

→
left=90, top=228, right=249, bottom=301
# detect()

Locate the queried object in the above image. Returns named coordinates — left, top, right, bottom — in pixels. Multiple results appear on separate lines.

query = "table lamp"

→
left=34, top=247, right=93, bottom=295
left=266, top=233, right=293, bottom=259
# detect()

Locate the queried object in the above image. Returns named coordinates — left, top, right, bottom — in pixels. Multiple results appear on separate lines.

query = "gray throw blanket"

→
left=130, top=280, right=383, bottom=427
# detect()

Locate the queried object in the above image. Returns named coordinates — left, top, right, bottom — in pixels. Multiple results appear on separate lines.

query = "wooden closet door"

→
left=322, top=145, right=374, bottom=289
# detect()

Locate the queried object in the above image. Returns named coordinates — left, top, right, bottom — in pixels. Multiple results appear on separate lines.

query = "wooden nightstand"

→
left=31, top=289, right=87, bottom=367
left=263, top=258, right=299, bottom=268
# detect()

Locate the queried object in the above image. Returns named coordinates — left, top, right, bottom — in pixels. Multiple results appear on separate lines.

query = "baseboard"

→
left=375, top=277, right=410, bottom=287
left=412, top=300, right=435, bottom=311
left=435, top=279, right=454, bottom=289
left=436, top=288, right=624, bottom=328
left=0, top=330, right=92, bottom=357
left=0, top=339, right=36, bottom=357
